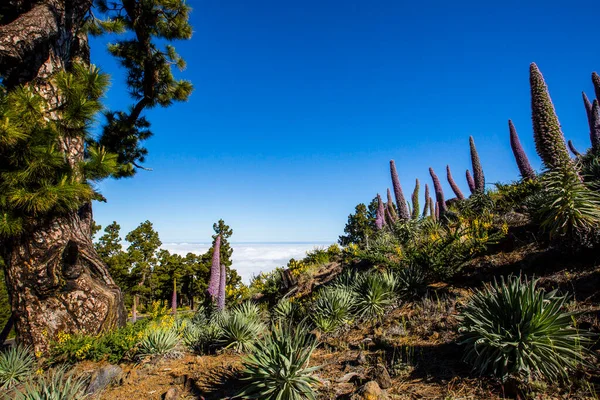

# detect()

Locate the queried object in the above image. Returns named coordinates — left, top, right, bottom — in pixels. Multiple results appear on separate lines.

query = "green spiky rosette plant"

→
left=459, top=275, right=592, bottom=382
left=238, top=323, right=320, bottom=400
left=0, top=345, right=35, bottom=390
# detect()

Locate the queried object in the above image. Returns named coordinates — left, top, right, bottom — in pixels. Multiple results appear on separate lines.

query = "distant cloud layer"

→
left=162, top=242, right=330, bottom=282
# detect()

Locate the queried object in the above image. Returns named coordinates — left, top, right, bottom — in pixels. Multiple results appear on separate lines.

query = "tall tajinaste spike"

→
left=583, top=92, right=593, bottom=125
left=469, top=136, right=485, bottom=192
left=466, top=170, right=475, bottom=194
left=386, top=188, right=397, bottom=222
left=389, top=160, right=410, bottom=220
left=590, top=100, right=600, bottom=152
left=508, top=120, right=536, bottom=180
left=428, top=196, right=434, bottom=219
left=446, top=165, right=465, bottom=200
left=435, top=201, right=440, bottom=221
left=422, top=184, right=430, bottom=217
left=530, top=63, right=572, bottom=170
left=429, top=167, right=447, bottom=216
left=171, top=277, right=177, bottom=315
left=411, top=179, right=420, bottom=219
left=207, top=235, right=221, bottom=301
left=593, top=72, right=600, bottom=103
left=217, top=263, right=226, bottom=311
left=568, top=140, right=581, bottom=157
left=375, top=194, right=385, bottom=230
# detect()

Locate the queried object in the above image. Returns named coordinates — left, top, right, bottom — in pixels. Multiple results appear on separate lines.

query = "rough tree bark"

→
left=0, top=0, right=126, bottom=352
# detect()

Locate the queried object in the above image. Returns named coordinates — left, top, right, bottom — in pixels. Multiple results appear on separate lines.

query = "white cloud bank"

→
left=162, top=242, right=331, bottom=283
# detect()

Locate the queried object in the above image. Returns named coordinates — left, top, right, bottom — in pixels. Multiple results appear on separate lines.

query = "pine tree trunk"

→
left=3, top=204, right=126, bottom=352
left=0, top=0, right=126, bottom=353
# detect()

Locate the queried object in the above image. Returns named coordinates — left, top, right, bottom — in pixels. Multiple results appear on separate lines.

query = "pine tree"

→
left=429, top=167, right=447, bottom=216
left=96, top=222, right=127, bottom=287
left=469, top=136, right=485, bottom=192
left=446, top=165, right=465, bottom=200
left=508, top=120, right=536, bottom=180
left=411, top=179, right=420, bottom=219
left=0, top=0, right=192, bottom=351
left=338, top=203, right=375, bottom=246
left=150, top=249, right=184, bottom=311
left=180, top=252, right=210, bottom=310
left=530, top=63, right=571, bottom=171
left=125, top=221, right=162, bottom=322
left=466, top=170, right=476, bottom=194
left=389, top=160, right=410, bottom=220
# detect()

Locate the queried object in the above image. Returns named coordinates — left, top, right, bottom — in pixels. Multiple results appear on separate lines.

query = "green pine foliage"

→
left=0, top=65, right=119, bottom=236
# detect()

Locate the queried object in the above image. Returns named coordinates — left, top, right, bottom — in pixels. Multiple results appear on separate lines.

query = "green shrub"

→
left=492, top=179, right=540, bottom=214
left=137, top=326, right=180, bottom=358
left=14, top=366, right=87, bottom=400
left=271, top=297, right=299, bottom=322
left=303, top=247, right=331, bottom=265
left=182, top=319, right=222, bottom=354
left=459, top=275, right=592, bottom=381
left=311, top=287, right=355, bottom=333
left=535, top=168, right=600, bottom=245
left=0, top=345, right=35, bottom=390
left=49, top=320, right=149, bottom=364
left=395, top=265, right=427, bottom=300
left=218, top=303, right=265, bottom=352
left=238, top=323, right=320, bottom=400
left=353, top=273, right=396, bottom=321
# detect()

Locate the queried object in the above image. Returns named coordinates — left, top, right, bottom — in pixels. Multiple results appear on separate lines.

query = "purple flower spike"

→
left=530, top=63, right=571, bottom=170
left=428, top=196, right=434, bottom=219
left=435, top=201, right=440, bottom=221
left=469, top=136, right=485, bottom=192
left=411, top=179, right=420, bottom=219
left=375, top=194, right=385, bottom=230
left=446, top=165, right=465, bottom=200
left=590, top=100, right=600, bottom=152
left=218, top=263, right=226, bottom=311
left=568, top=140, right=581, bottom=157
left=583, top=92, right=593, bottom=125
left=466, top=170, right=475, bottom=194
left=509, top=120, right=536, bottom=180
left=386, top=188, right=397, bottom=222
left=429, top=167, right=447, bottom=216
left=207, top=235, right=221, bottom=301
left=593, top=72, right=600, bottom=103
left=422, top=184, right=430, bottom=217
left=390, top=160, right=410, bottom=220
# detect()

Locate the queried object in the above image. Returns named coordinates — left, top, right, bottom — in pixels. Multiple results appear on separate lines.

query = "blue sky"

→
left=92, top=0, right=600, bottom=243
